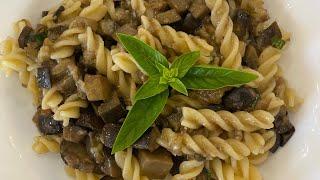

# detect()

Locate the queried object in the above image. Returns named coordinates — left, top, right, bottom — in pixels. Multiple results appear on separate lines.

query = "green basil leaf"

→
left=171, top=51, right=200, bottom=78
left=181, top=65, right=258, bottom=90
left=112, top=90, right=169, bottom=153
left=134, top=78, right=168, bottom=102
left=169, top=78, right=188, bottom=96
left=117, top=33, right=169, bottom=76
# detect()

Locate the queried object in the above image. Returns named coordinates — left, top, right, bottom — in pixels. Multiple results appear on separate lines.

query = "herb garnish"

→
left=271, top=36, right=285, bottom=49
left=112, top=34, right=258, bottom=153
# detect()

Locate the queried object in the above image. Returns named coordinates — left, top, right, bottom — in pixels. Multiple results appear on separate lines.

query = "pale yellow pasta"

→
left=248, top=151, right=270, bottom=165
left=136, top=27, right=166, bottom=55
left=115, top=148, right=149, bottom=180
left=131, top=0, right=146, bottom=16
left=181, top=107, right=275, bottom=132
left=53, top=97, right=88, bottom=126
left=166, top=95, right=205, bottom=110
left=80, top=0, right=108, bottom=21
left=141, top=16, right=214, bottom=64
left=51, top=27, right=85, bottom=59
left=13, top=19, right=31, bottom=37
left=65, top=166, right=101, bottom=180
left=157, top=128, right=251, bottom=160
left=205, top=0, right=244, bottom=69
left=256, top=92, right=284, bottom=116
left=240, top=0, right=268, bottom=24
left=42, top=87, right=63, bottom=110
left=172, top=160, right=204, bottom=180
left=112, top=50, right=138, bottom=74
left=32, top=135, right=61, bottom=154
left=283, top=87, right=303, bottom=110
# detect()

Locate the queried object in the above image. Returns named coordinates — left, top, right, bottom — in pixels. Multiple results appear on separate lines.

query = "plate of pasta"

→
left=0, top=0, right=319, bottom=179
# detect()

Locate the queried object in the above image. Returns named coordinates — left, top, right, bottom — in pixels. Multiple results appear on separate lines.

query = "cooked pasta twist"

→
left=157, top=128, right=251, bottom=160
left=41, top=0, right=82, bottom=27
left=80, top=0, right=108, bottom=21
left=115, top=148, right=149, bottom=180
left=205, top=0, right=244, bottom=69
left=111, top=50, right=138, bottom=74
left=65, top=166, right=101, bottom=180
left=51, top=27, right=85, bottom=59
left=172, top=160, right=204, bottom=180
left=41, top=87, right=63, bottom=110
left=181, top=107, right=275, bottom=132
left=32, top=135, right=61, bottom=154
left=166, top=95, right=205, bottom=110
left=248, top=151, right=270, bottom=165
left=141, top=16, right=214, bottom=64
left=53, top=96, right=88, bottom=126
left=256, top=92, right=284, bottom=116
left=137, top=27, right=166, bottom=55
left=13, top=19, right=31, bottom=37
left=131, top=0, right=146, bottom=16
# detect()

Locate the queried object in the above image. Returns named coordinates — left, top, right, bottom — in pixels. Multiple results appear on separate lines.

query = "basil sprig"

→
left=112, top=34, right=258, bottom=153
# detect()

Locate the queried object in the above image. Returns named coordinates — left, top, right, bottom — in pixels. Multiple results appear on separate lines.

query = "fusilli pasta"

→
left=41, top=87, right=63, bottom=110
left=181, top=107, right=275, bottom=132
left=136, top=27, right=166, bottom=55
left=65, top=166, right=101, bottom=180
left=131, top=0, right=146, bottom=16
left=79, top=0, right=107, bottom=21
left=32, top=135, right=61, bottom=154
left=115, top=147, right=149, bottom=180
left=172, top=160, right=204, bottom=180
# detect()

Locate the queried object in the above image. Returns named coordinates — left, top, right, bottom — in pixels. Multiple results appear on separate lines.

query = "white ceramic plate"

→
left=0, top=0, right=319, bottom=179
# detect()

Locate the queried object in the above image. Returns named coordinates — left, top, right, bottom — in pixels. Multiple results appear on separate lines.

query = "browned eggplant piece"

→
left=233, top=9, right=252, bottom=41
left=101, top=148, right=122, bottom=177
left=18, top=26, right=33, bottom=48
left=76, top=107, right=105, bottom=131
left=42, top=11, right=49, bottom=17
left=189, top=89, right=227, bottom=105
left=138, top=148, right=173, bottom=179
left=100, top=176, right=123, bottom=180
left=47, top=25, right=68, bottom=41
left=207, top=104, right=224, bottom=111
left=222, top=87, right=260, bottom=112
left=70, top=17, right=98, bottom=31
left=37, top=67, right=51, bottom=89
left=181, top=13, right=201, bottom=34
left=56, top=76, right=78, bottom=97
left=97, top=93, right=126, bottom=123
left=116, top=23, right=138, bottom=36
left=63, top=125, right=88, bottom=143
left=86, top=132, right=105, bottom=164
left=189, top=0, right=210, bottom=19
left=53, top=6, right=65, bottom=23
left=255, top=22, right=282, bottom=51
left=170, top=156, right=186, bottom=175
left=243, top=44, right=259, bottom=69
left=133, top=127, right=160, bottom=152
left=33, top=109, right=62, bottom=135
left=84, top=74, right=112, bottom=101
left=99, top=18, right=118, bottom=37
left=100, top=123, right=121, bottom=148
left=51, top=58, right=73, bottom=82
left=155, top=9, right=182, bottom=25
left=167, top=0, right=191, bottom=13
left=166, top=110, right=182, bottom=132
left=113, top=8, right=132, bottom=25
left=132, top=70, right=148, bottom=85
left=147, top=0, right=168, bottom=11
left=60, top=140, right=96, bottom=172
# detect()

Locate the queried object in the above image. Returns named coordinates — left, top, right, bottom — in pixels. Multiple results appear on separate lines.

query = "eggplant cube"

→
left=84, top=74, right=111, bottom=101
left=97, top=93, right=125, bottom=123
left=37, top=67, right=52, bottom=89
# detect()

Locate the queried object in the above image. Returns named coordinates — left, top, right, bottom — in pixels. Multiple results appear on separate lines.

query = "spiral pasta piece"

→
left=51, top=27, right=85, bottom=59
left=65, top=166, right=101, bottom=180
left=141, top=16, right=214, bottom=64
left=112, top=50, right=138, bottom=74
left=158, top=128, right=251, bottom=160
left=80, top=0, right=108, bottom=21
left=166, top=95, right=205, bottom=110
left=136, top=27, right=166, bottom=55
left=115, top=148, right=149, bottom=180
left=248, top=151, right=270, bottom=165
left=172, top=160, right=204, bottom=180
left=53, top=97, right=88, bottom=126
left=205, top=0, right=243, bottom=69
left=32, top=135, right=61, bottom=154
left=42, top=87, right=63, bottom=110
left=181, top=107, right=275, bottom=132
left=131, top=0, right=146, bottom=16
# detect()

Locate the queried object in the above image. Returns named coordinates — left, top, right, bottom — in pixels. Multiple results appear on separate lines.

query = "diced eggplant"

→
left=189, top=0, right=210, bottom=19
left=233, top=9, right=252, bottom=41
left=280, top=127, right=295, bottom=146
left=189, top=89, right=227, bottom=105
left=181, top=13, right=201, bottom=34
left=81, top=50, right=96, bottom=69
left=86, top=132, right=105, bottom=164
left=99, top=18, right=117, bottom=37
left=56, top=76, right=78, bottom=97
left=270, top=131, right=281, bottom=153
left=155, top=9, right=182, bottom=25
left=48, top=25, right=68, bottom=41
left=42, top=11, right=49, bottom=17
left=133, top=127, right=160, bottom=152
left=207, top=104, right=224, bottom=111
left=60, top=140, right=96, bottom=172
left=53, top=6, right=65, bottom=23
left=84, top=74, right=112, bottom=101
left=70, top=17, right=98, bottom=31
left=100, top=176, right=122, bottom=180
left=76, top=107, right=105, bottom=131
left=243, top=44, right=259, bottom=69
left=138, top=148, right=173, bottom=179
left=63, top=125, right=88, bottom=143
left=170, top=156, right=186, bottom=175
left=37, top=67, right=51, bottom=89
left=33, top=109, right=62, bottom=135
left=100, top=123, right=121, bottom=148
left=97, top=93, right=126, bottom=123
left=101, top=148, right=122, bottom=177
left=167, top=0, right=191, bottom=13
left=113, top=8, right=132, bottom=25
left=255, top=22, right=282, bottom=51
left=132, top=70, right=148, bottom=85
left=166, top=110, right=182, bottom=132
left=222, top=87, right=260, bottom=111
left=51, top=58, right=74, bottom=82
left=147, top=0, right=168, bottom=11
left=18, top=26, right=33, bottom=48
left=116, top=23, right=138, bottom=36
